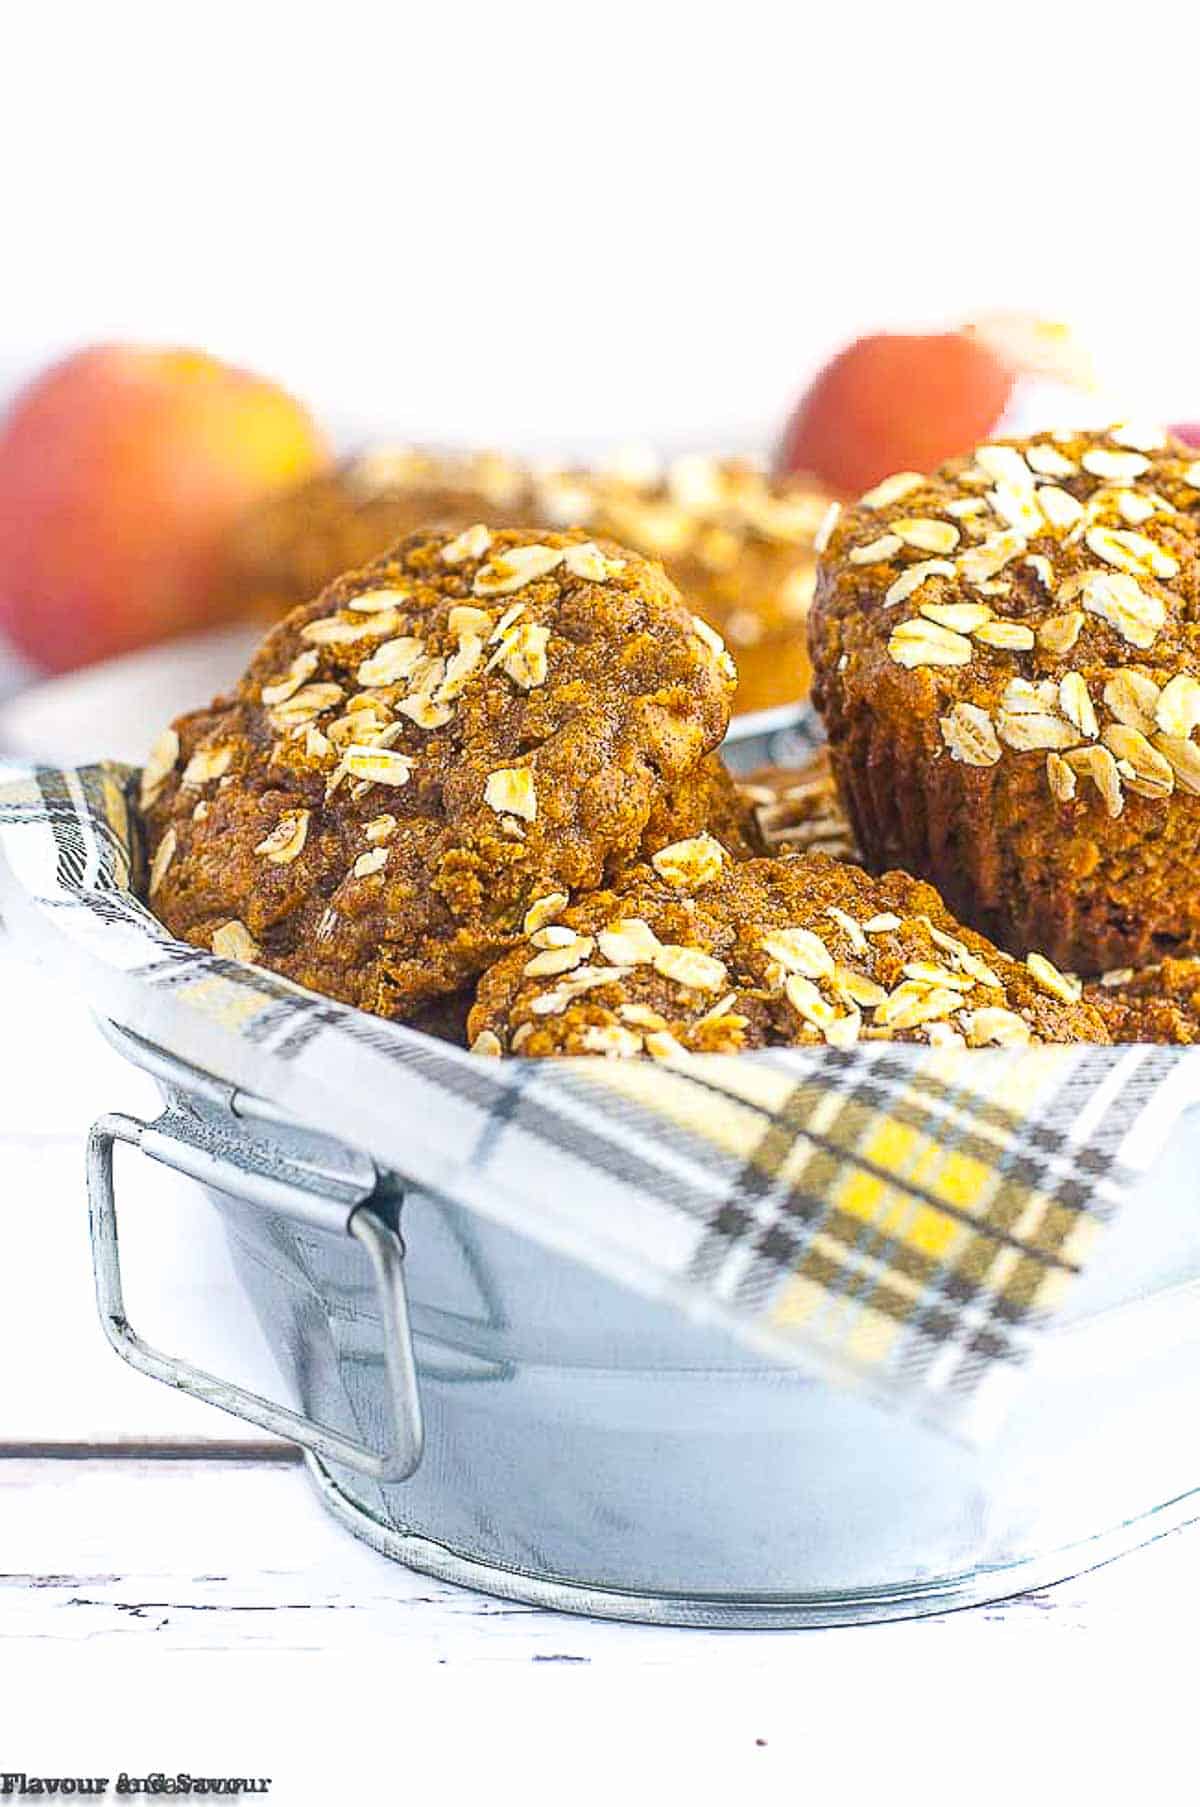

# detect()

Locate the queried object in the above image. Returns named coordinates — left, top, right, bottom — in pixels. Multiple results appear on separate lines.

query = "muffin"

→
left=223, top=447, right=830, bottom=716
left=529, top=454, right=832, bottom=715
left=467, top=850, right=1108, bottom=1057
left=644, top=752, right=763, bottom=862
left=220, top=447, right=533, bottom=621
left=142, top=525, right=736, bottom=1019
left=809, top=426, right=1200, bottom=974
left=1086, top=958, right=1200, bottom=1045
left=738, top=748, right=859, bottom=861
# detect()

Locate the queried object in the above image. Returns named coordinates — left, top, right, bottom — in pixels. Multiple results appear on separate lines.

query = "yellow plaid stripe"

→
left=576, top=1045, right=1080, bottom=1373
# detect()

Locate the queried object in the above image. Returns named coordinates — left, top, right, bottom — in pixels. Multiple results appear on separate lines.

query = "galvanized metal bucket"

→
left=81, top=712, right=1200, bottom=1626
left=86, top=1010, right=1200, bottom=1628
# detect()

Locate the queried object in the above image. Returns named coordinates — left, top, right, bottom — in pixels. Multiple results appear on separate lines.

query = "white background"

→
left=5, top=2, right=1199, bottom=451
left=5, top=6, right=1200, bottom=1799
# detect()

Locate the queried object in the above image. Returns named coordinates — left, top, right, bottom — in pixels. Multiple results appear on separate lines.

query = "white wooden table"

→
left=1, top=929, right=1194, bottom=1800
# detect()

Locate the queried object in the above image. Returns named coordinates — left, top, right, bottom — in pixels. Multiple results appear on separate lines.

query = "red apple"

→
left=0, top=345, right=330, bottom=672
left=775, top=330, right=1015, bottom=498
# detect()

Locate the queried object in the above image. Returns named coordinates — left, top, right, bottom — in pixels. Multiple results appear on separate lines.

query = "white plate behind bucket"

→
left=0, top=625, right=260, bottom=766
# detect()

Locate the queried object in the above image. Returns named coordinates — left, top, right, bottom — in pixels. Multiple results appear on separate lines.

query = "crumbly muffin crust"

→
left=143, top=525, right=735, bottom=1018
left=810, top=426, right=1200, bottom=973
left=223, top=447, right=829, bottom=716
left=1086, top=957, right=1200, bottom=1045
left=643, top=752, right=763, bottom=862
left=466, top=851, right=1107, bottom=1058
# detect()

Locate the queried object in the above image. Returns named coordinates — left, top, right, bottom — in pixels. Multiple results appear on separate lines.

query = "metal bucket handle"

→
left=85, top=1107, right=425, bottom=1482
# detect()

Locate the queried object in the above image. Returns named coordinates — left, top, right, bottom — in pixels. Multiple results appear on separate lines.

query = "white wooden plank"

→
left=3, top=1454, right=1200, bottom=1653
left=1, top=1652, right=1189, bottom=1807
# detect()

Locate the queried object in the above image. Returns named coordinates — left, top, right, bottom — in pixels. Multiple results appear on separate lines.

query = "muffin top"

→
left=142, top=525, right=736, bottom=1018
left=1087, top=957, right=1200, bottom=1045
left=811, top=426, right=1200, bottom=818
left=531, top=454, right=829, bottom=706
left=466, top=851, right=1108, bottom=1058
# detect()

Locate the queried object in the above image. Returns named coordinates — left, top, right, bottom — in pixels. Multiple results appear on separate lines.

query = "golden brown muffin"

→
left=240, top=760, right=753, bottom=1049
left=220, top=448, right=534, bottom=620
left=466, top=850, right=1108, bottom=1057
left=809, top=426, right=1200, bottom=975
left=643, top=752, right=763, bottom=861
left=222, top=447, right=830, bottom=716
left=529, top=454, right=831, bottom=715
left=1086, top=958, right=1200, bottom=1044
left=737, top=747, right=859, bottom=861
left=142, top=525, right=735, bottom=1019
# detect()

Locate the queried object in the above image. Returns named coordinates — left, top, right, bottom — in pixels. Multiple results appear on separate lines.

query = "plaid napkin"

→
left=2, top=749, right=1197, bottom=1443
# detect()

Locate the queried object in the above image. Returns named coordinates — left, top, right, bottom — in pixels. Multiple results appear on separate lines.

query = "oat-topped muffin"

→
left=223, top=447, right=830, bottom=716
left=1086, top=958, right=1200, bottom=1045
left=397, top=756, right=759, bottom=1049
left=142, top=525, right=736, bottom=1018
left=466, top=850, right=1107, bottom=1057
left=221, top=448, right=534, bottom=620
left=809, top=426, right=1200, bottom=974
left=529, top=454, right=831, bottom=715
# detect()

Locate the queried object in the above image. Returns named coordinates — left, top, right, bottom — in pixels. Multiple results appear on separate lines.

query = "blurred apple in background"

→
left=775, top=329, right=1014, bottom=497
left=775, top=315, right=1095, bottom=497
left=0, top=345, right=330, bottom=672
